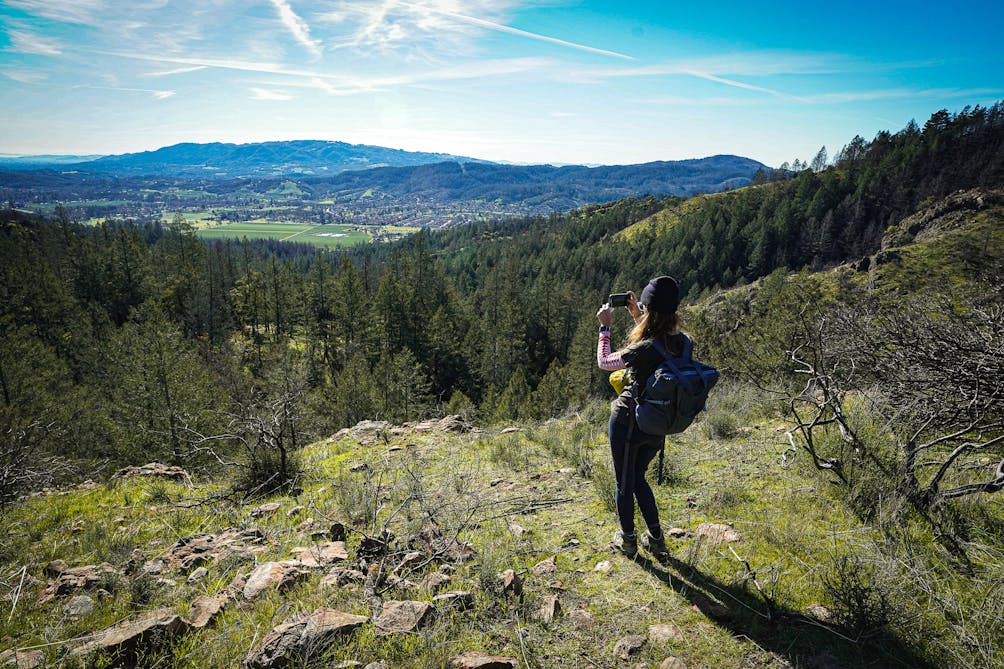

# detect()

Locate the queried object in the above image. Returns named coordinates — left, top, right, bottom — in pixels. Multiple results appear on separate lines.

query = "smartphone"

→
left=608, top=293, right=629, bottom=307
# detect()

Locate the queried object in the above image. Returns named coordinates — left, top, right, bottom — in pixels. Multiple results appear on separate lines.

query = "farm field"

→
left=196, top=222, right=371, bottom=248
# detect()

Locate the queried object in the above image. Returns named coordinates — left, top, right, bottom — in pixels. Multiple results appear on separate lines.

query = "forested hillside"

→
left=2, top=103, right=1003, bottom=502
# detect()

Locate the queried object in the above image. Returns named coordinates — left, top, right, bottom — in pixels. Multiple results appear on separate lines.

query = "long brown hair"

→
left=624, top=308, right=680, bottom=347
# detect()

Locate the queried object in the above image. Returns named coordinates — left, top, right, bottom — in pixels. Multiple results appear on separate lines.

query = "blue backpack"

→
left=633, top=335, right=719, bottom=436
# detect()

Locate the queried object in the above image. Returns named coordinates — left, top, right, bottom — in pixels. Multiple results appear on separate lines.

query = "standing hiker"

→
left=596, top=276, right=685, bottom=561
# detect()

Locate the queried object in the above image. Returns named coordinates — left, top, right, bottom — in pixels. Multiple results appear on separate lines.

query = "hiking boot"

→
left=612, top=530, right=638, bottom=558
left=641, top=530, right=670, bottom=563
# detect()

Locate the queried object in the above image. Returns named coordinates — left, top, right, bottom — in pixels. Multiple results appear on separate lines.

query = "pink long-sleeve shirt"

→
left=597, top=331, right=625, bottom=371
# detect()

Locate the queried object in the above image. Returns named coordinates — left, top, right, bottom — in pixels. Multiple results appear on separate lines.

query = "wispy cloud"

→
left=627, top=95, right=756, bottom=107
left=2, top=69, right=48, bottom=84
left=5, top=0, right=105, bottom=26
left=76, top=84, right=175, bottom=99
left=269, top=0, right=322, bottom=58
left=400, top=2, right=633, bottom=60
left=681, top=70, right=803, bottom=101
left=250, top=87, right=293, bottom=101
left=801, top=87, right=1003, bottom=104
left=100, top=49, right=550, bottom=93
left=143, top=65, right=208, bottom=78
left=5, top=27, right=63, bottom=56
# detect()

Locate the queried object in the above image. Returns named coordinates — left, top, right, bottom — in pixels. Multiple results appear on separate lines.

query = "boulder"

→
left=693, top=522, right=741, bottom=544
left=450, top=651, right=517, bottom=668
left=70, top=608, right=189, bottom=659
left=373, top=600, right=434, bottom=635
left=245, top=607, right=368, bottom=669
left=111, top=462, right=191, bottom=482
left=613, top=634, right=646, bottom=660
left=243, top=562, right=306, bottom=600
left=185, top=592, right=230, bottom=628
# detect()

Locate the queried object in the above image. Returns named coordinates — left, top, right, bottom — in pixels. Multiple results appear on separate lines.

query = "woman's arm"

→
left=596, top=303, right=626, bottom=371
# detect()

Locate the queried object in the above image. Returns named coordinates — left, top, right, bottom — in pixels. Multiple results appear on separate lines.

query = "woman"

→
left=596, top=276, right=684, bottom=562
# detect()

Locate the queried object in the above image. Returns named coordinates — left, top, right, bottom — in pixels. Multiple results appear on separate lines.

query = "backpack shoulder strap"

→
left=650, top=337, right=697, bottom=394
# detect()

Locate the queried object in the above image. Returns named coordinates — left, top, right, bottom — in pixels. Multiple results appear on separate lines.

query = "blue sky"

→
left=1, top=1, right=1002, bottom=167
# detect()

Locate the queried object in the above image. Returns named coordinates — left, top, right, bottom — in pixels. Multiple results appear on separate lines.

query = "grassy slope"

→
left=0, top=403, right=943, bottom=669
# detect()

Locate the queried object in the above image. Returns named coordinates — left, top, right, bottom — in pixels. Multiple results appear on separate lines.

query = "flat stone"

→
left=659, top=657, right=688, bottom=669
left=289, top=541, right=349, bottom=567
left=806, top=604, right=834, bottom=621
left=613, top=634, right=646, bottom=660
left=593, top=560, right=613, bottom=573
left=321, top=568, right=366, bottom=588
left=111, top=463, right=191, bottom=482
left=568, top=609, right=593, bottom=627
left=374, top=600, right=434, bottom=635
left=71, top=608, right=189, bottom=658
left=694, top=522, right=741, bottom=544
left=419, top=571, right=451, bottom=592
left=667, top=528, right=690, bottom=539
left=186, top=592, right=230, bottom=628
left=187, top=567, right=209, bottom=583
left=249, top=502, right=282, bottom=518
left=449, top=650, right=517, bottom=668
left=432, top=590, right=474, bottom=611
left=243, top=562, right=305, bottom=600
left=245, top=607, right=368, bottom=669
left=0, top=650, right=44, bottom=669
left=38, top=563, right=120, bottom=603
left=286, top=505, right=304, bottom=517
left=531, top=557, right=556, bottom=576
left=648, top=623, right=684, bottom=643
left=64, top=594, right=95, bottom=617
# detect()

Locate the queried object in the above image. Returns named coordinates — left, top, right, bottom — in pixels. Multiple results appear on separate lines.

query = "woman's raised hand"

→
left=596, top=304, right=613, bottom=326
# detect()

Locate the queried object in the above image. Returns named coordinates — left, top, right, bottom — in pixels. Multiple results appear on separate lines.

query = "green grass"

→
left=195, top=222, right=371, bottom=248
left=2, top=401, right=1001, bottom=668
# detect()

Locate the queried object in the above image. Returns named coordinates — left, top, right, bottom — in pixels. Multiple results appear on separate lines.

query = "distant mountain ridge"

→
left=67, top=140, right=483, bottom=178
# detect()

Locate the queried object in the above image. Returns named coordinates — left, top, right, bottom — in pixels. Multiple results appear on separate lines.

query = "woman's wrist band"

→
left=599, top=325, right=611, bottom=334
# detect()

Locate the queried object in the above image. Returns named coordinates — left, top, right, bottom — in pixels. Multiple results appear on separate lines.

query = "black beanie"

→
left=640, top=276, right=680, bottom=313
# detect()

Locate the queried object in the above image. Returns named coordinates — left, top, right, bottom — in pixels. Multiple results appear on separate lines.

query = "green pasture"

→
left=196, top=222, right=371, bottom=248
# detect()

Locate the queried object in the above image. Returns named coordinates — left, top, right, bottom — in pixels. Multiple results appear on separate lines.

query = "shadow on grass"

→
left=635, top=553, right=934, bottom=669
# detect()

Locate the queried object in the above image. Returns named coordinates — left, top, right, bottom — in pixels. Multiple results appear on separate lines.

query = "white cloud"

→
left=269, top=0, right=323, bottom=58
left=5, top=28, right=63, bottom=55
left=250, top=87, right=293, bottom=100
left=5, top=0, right=105, bottom=26
left=143, top=65, right=208, bottom=77
left=2, top=69, right=49, bottom=83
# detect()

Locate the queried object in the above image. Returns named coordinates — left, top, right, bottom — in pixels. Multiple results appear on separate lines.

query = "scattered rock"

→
left=613, top=634, right=646, bottom=660
left=373, top=600, right=435, bottom=635
left=64, top=594, right=95, bottom=617
left=536, top=594, right=560, bottom=623
left=358, top=532, right=392, bottom=558
left=363, top=662, right=387, bottom=669
left=245, top=607, right=368, bottom=669
left=806, top=604, right=834, bottom=621
left=648, top=623, right=684, bottom=644
left=531, top=557, right=556, bottom=576
left=693, top=522, right=741, bottom=544
left=568, top=609, right=593, bottom=627
left=659, top=657, right=688, bottom=669
left=432, top=590, right=474, bottom=611
left=145, top=528, right=267, bottom=574
left=334, top=420, right=392, bottom=441
left=243, top=562, right=306, bottom=600
left=186, top=592, right=230, bottom=628
left=321, top=568, right=366, bottom=588
left=507, top=522, right=527, bottom=540
left=286, top=505, right=304, bottom=517
left=70, top=608, right=189, bottom=660
left=44, top=559, right=69, bottom=577
left=593, top=560, right=613, bottom=574
left=419, top=571, right=451, bottom=592
left=330, top=522, right=348, bottom=541
left=450, top=650, right=517, bottom=668
left=38, top=563, right=120, bottom=604
left=289, top=541, right=349, bottom=567
left=187, top=567, right=209, bottom=583
left=496, top=570, right=522, bottom=598
left=500, top=427, right=520, bottom=434
left=111, top=462, right=191, bottom=483
left=667, top=528, right=690, bottom=539
left=249, top=502, right=282, bottom=518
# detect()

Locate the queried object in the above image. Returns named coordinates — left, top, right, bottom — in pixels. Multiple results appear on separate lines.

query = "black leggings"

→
left=609, top=415, right=664, bottom=536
